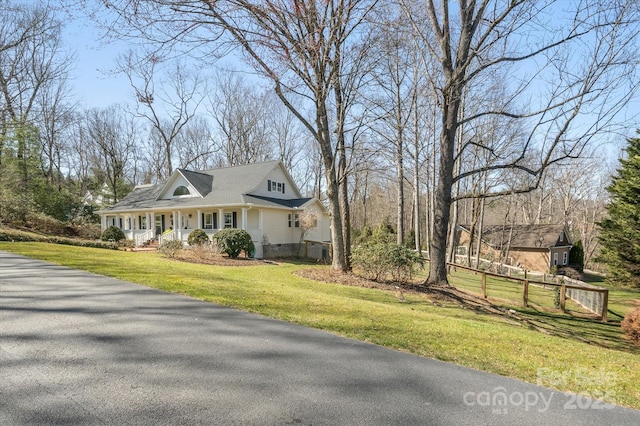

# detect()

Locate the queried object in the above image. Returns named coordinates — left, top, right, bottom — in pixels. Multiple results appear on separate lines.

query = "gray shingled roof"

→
left=178, top=169, right=213, bottom=196
left=460, top=224, right=570, bottom=249
left=246, top=194, right=312, bottom=208
left=100, top=161, right=309, bottom=213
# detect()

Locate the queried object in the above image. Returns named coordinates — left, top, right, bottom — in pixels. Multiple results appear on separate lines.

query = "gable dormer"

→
left=252, top=162, right=302, bottom=199
left=156, top=169, right=212, bottom=200
left=556, top=226, right=573, bottom=246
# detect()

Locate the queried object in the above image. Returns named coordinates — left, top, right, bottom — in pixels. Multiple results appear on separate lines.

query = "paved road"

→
left=1, top=250, right=639, bottom=425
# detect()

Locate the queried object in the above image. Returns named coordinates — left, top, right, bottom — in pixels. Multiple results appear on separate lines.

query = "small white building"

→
left=97, top=161, right=331, bottom=259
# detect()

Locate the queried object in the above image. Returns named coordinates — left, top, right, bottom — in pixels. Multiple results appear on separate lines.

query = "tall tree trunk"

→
left=396, top=144, right=404, bottom=245
left=427, top=98, right=458, bottom=285
left=316, top=100, right=347, bottom=272
left=413, top=158, right=421, bottom=252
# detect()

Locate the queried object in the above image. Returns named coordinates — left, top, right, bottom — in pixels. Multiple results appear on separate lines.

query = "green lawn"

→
left=2, top=242, right=639, bottom=409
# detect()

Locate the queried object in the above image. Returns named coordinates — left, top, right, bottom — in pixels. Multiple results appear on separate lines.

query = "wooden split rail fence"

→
left=447, top=262, right=609, bottom=322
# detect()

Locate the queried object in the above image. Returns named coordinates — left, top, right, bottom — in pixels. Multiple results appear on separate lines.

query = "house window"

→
left=562, top=251, right=568, bottom=265
left=139, top=215, right=147, bottom=230
left=267, top=179, right=285, bottom=193
left=553, top=252, right=558, bottom=266
left=224, top=212, right=237, bottom=229
left=173, top=185, right=190, bottom=196
left=560, top=233, right=564, bottom=243
left=203, top=213, right=214, bottom=230
left=288, top=213, right=300, bottom=228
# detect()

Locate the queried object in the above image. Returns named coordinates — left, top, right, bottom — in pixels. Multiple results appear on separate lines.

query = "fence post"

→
left=601, top=290, right=609, bottom=322
left=523, top=279, right=529, bottom=307
left=560, top=285, right=566, bottom=312
left=481, top=272, right=487, bottom=298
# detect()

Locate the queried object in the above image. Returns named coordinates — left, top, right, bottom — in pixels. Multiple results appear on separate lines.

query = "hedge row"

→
left=0, top=228, right=118, bottom=250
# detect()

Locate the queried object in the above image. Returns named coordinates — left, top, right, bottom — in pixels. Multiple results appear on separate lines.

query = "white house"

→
left=97, top=161, right=331, bottom=258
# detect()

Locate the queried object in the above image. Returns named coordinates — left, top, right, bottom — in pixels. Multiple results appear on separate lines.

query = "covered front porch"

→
left=102, top=207, right=264, bottom=256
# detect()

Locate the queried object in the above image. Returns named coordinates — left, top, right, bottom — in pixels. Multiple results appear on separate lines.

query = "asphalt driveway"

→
left=1, top=250, right=639, bottom=425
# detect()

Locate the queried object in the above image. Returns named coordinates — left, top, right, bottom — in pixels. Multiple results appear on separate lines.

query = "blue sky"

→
left=63, top=15, right=132, bottom=109
left=60, top=1, right=635, bottom=165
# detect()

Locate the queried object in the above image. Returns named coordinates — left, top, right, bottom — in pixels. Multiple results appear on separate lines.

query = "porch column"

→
left=197, top=210, right=202, bottom=229
left=258, top=209, right=265, bottom=258
left=116, top=214, right=121, bottom=229
left=172, top=211, right=177, bottom=233
left=131, top=213, right=135, bottom=230
left=241, top=208, right=247, bottom=230
left=150, top=212, right=155, bottom=234
left=101, top=214, right=107, bottom=231
left=218, top=208, right=224, bottom=229
left=177, top=211, right=182, bottom=240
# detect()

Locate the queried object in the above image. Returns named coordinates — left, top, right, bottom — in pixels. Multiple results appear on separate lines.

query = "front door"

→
left=155, top=214, right=165, bottom=236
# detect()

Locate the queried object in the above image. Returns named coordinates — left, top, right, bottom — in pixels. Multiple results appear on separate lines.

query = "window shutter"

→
left=268, top=180, right=272, bottom=191
left=232, top=212, right=237, bottom=228
left=213, top=212, right=218, bottom=229
left=282, top=183, right=285, bottom=193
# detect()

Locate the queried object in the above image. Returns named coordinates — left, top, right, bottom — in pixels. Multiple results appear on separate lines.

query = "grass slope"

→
left=1, top=242, right=639, bottom=409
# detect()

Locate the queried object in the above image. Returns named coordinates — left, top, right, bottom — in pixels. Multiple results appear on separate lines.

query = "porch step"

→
left=131, top=247, right=158, bottom=252
left=132, top=239, right=159, bottom=252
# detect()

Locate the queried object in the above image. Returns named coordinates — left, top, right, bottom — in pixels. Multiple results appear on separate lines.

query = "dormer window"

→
left=173, top=185, right=191, bottom=196
left=267, top=179, right=285, bottom=194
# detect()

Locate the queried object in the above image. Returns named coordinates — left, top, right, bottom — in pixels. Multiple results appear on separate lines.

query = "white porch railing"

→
left=135, top=229, right=155, bottom=247
left=158, top=229, right=177, bottom=246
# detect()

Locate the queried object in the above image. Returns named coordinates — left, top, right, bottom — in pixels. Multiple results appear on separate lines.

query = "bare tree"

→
left=366, top=4, right=416, bottom=245
left=266, top=92, right=306, bottom=175
left=84, top=105, right=138, bottom=203
left=38, top=80, right=76, bottom=190
left=401, top=0, right=640, bottom=286
left=120, top=50, right=205, bottom=179
left=96, top=0, right=377, bottom=271
left=175, top=115, right=216, bottom=171
left=208, top=71, right=273, bottom=166
left=0, top=2, right=72, bottom=166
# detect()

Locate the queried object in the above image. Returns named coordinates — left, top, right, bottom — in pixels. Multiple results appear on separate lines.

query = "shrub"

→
left=371, top=219, right=395, bottom=243
left=404, top=229, right=416, bottom=249
left=188, top=228, right=210, bottom=246
left=189, top=241, right=220, bottom=261
left=25, top=212, right=74, bottom=236
left=73, top=223, right=101, bottom=240
left=351, top=242, right=423, bottom=284
left=621, top=305, right=640, bottom=345
left=569, top=240, right=585, bottom=272
left=557, top=266, right=583, bottom=280
left=0, top=227, right=117, bottom=249
left=101, top=226, right=125, bottom=242
left=212, top=229, right=253, bottom=258
left=159, top=240, right=184, bottom=258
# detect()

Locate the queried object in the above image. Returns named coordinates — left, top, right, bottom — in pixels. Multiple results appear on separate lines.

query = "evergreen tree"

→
left=598, top=132, right=640, bottom=287
left=568, top=240, right=584, bottom=272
